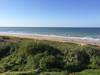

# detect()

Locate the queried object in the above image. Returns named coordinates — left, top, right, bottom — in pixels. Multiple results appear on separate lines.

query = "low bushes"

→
left=0, top=36, right=99, bottom=74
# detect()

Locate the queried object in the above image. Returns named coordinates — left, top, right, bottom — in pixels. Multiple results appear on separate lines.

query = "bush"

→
left=39, top=55, right=63, bottom=71
left=27, top=41, right=62, bottom=56
left=0, top=42, right=16, bottom=59
left=83, top=46, right=100, bottom=69
left=63, top=50, right=90, bottom=72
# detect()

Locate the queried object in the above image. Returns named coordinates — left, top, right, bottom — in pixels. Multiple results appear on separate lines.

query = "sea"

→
left=0, top=27, right=100, bottom=41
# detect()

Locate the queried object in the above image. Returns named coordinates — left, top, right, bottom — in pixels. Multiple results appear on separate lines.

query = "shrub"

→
left=39, top=55, right=63, bottom=71
left=63, top=50, right=90, bottom=72
left=0, top=42, right=16, bottom=59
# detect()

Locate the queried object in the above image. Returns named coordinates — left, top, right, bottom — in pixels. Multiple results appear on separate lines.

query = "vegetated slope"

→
left=0, top=36, right=100, bottom=75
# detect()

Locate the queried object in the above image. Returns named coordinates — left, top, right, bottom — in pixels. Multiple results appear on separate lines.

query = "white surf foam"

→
left=0, top=31, right=100, bottom=42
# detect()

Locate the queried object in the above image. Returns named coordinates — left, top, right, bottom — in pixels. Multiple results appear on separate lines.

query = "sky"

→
left=0, top=0, right=100, bottom=27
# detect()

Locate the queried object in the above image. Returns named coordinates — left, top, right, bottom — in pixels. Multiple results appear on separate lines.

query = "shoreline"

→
left=0, top=32, right=100, bottom=46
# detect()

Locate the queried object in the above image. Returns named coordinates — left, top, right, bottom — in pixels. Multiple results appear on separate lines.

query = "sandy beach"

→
left=0, top=32, right=100, bottom=46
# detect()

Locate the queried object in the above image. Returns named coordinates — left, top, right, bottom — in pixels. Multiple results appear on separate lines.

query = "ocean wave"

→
left=0, top=31, right=100, bottom=41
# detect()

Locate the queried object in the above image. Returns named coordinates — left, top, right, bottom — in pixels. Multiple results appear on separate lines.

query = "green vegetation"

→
left=0, top=36, right=100, bottom=75
left=75, top=69, right=100, bottom=75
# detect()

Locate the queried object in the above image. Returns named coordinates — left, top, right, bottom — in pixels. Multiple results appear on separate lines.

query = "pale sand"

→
left=0, top=32, right=100, bottom=46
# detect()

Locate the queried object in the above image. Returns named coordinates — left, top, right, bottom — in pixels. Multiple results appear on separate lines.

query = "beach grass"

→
left=0, top=36, right=99, bottom=75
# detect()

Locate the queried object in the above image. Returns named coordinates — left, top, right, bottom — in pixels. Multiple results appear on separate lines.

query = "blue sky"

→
left=0, top=0, right=100, bottom=27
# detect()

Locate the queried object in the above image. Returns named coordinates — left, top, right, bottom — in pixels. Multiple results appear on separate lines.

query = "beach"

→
left=0, top=32, right=100, bottom=46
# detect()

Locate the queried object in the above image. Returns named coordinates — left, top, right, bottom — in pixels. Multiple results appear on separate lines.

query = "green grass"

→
left=0, top=71, right=37, bottom=75
left=75, top=69, right=100, bottom=75
left=40, top=71, right=68, bottom=75
left=0, top=36, right=99, bottom=75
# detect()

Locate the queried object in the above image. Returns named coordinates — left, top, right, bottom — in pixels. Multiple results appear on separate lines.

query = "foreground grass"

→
left=0, top=71, right=36, bottom=75
left=0, top=36, right=100, bottom=75
left=1, top=71, right=67, bottom=75
left=75, top=69, right=100, bottom=75
left=0, top=69, right=100, bottom=75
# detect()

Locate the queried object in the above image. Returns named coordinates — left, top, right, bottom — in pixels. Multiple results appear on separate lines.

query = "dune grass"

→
left=0, top=36, right=100, bottom=75
left=75, top=69, right=100, bottom=75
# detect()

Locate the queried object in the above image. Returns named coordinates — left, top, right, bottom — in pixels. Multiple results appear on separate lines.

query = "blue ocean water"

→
left=0, top=27, right=100, bottom=39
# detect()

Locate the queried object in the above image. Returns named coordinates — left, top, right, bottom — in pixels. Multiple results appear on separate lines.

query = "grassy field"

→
left=0, top=36, right=100, bottom=75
